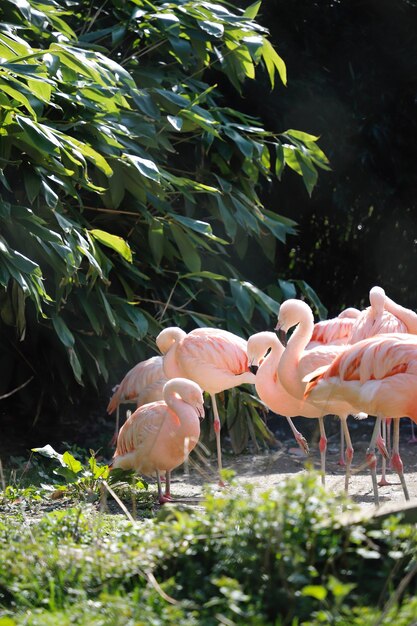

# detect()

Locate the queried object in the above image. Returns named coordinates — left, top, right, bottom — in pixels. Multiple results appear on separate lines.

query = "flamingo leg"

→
left=340, top=416, right=353, bottom=494
left=210, top=393, right=224, bottom=485
left=318, top=416, right=327, bottom=485
left=338, top=420, right=346, bottom=466
left=391, top=419, right=410, bottom=501
left=408, top=419, right=417, bottom=444
left=366, top=415, right=383, bottom=506
left=378, top=418, right=391, bottom=486
left=156, top=470, right=172, bottom=504
left=286, top=417, right=309, bottom=455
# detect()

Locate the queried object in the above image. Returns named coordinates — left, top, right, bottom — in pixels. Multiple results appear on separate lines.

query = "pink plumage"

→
left=112, top=378, right=204, bottom=503
left=156, top=326, right=255, bottom=480
left=304, top=332, right=417, bottom=503
left=107, top=356, right=167, bottom=415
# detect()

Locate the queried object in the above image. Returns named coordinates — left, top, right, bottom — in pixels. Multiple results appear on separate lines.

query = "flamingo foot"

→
left=158, top=494, right=173, bottom=505
left=391, top=452, right=410, bottom=501
left=376, top=434, right=389, bottom=459
left=408, top=436, right=417, bottom=444
left=378, top=477, right=391, bottom=487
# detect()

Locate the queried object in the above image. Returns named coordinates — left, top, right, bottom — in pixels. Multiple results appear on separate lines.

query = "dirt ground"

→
left=164, top=416, right=417, bottom=514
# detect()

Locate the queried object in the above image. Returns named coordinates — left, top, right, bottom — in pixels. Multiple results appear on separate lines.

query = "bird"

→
left=156, top=326, right=256, bottom=481
left=112, top=378, right=205, bottom=503
left=247, top=331, right=326, bottom=455
left=107, top=356, right=167, bottom=445
left=304, top=332, right=417, bottom=504
left=275, top=299, right=360, bottom=489
left=307, top=306, right=361, bottom=466
left=345, top=286, right=413, bottom=485
left=308, top=307, right=360, bottom=349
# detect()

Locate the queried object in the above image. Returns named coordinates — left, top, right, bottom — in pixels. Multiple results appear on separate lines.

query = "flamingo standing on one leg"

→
left=156, top=327, right=256, bottom=481
left=112, top=378, right=204, bottom=504
left=107, top=356, right=167, bottom=445
left=275, top=300, right=365, bottom=490
left=304, top=332, right=417, bottom=504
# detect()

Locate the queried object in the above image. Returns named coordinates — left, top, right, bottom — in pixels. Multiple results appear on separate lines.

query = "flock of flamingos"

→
left=107, top=286, right=417, bottom=506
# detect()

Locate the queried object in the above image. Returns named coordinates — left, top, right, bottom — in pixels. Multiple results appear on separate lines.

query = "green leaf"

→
left=62, top=451, right=83, bottom=473
left=301, top=585, right=328, bottom=601
left=148, top=221, right=164, bottom=266
left=261, top=39, right=287, bottom=88
left=89, top=229, right=133, bottom=263
left=52, top=315, right=75, bottom=348
left=244, top=1, right=262, bottom=19
left=125, top=154, right=160, bottom=183
left=171, top=224, right=201, bottom=272
left=230, top=279, right=254, bottom=322
left=198, top=21, right=224, bottom=38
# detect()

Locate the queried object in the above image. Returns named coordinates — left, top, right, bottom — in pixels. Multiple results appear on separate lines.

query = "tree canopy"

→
left=0, top=0, right=327, bottom=435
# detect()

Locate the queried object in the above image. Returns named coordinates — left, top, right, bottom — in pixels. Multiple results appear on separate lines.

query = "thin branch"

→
left=0, top=376, right=34, bottom=400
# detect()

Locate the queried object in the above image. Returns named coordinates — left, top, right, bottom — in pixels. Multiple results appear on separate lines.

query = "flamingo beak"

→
left=249, top=363, right=258, bottom=375
left=275, top=324, right=287, bottom=347
left=197, top=404, right=205, bottom=420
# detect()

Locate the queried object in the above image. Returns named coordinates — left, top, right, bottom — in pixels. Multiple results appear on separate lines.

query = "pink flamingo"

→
left=307, top=306, right=360, bottom=466
left=112, top=378, right=204, bottom=503
left=156, top=327, right=256, bottom=480
left=304, top=333, right=417, bottom=504
left=346, top=286, right=415, bottom=484
left=275, top=300, right=363, bottom=489
left=369, top=288, right=417, bottom=445
left=308, top=307, right=360, bottom=349
left=107, top=356, right=167, bottom=445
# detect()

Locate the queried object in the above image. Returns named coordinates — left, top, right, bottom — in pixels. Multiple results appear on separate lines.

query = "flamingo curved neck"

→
left=384, top=295, right=417, bottom=334
left=279, top=310, right=314, bottom=399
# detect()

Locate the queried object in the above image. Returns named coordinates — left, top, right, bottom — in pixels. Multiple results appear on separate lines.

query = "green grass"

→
left=1, top=459, right=417, bottom=625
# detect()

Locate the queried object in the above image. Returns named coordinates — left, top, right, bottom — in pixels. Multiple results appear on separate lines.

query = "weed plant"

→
left=0, top=470, right=417, bottom=625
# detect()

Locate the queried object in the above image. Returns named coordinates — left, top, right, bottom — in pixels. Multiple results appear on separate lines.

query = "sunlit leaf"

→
left=90, top=229, right=132, bottom=263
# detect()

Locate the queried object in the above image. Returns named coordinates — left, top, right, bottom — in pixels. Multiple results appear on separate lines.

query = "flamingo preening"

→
left=112, top=378, right=204, bottom=503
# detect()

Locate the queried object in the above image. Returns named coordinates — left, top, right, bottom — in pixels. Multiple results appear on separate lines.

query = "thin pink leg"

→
left=318, top=417, right=327, bottom=485
left=378, top=418, right=392, bottom=487
left=211, top=394, right=225, bottom=486
left=338, top=420, right=346, bottom=466
left=156, top=470, right=172, bottom=504
left=366, top=415, right=383, bottom=506
left=286, top=417, right=309, bottom=455
left=340, top=416, right=353, bottom=494
left=391, top=419, right=410, bottom=501
left=408, top=419, right=417, bottom=444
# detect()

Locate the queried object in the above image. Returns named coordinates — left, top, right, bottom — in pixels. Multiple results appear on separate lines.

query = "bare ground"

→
left=162, top=416, right=417, bottom=514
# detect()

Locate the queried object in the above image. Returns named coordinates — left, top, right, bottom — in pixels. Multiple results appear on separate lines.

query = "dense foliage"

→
left=0, top=0, right=328, bottom=439
left=1, top=473, right=417, bottom=624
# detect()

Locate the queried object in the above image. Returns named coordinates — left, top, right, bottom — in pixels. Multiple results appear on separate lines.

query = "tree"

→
left=0, top=0, right=327, bottom=439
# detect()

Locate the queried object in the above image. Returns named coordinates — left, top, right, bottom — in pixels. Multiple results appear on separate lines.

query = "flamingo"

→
left=112, top=378, right=204, bottom=503
left=304, top=333, right=417, bottom=504
left=156, top=326, right=256, bottom=481
left=307, top=306, right=361, bottom=466
left=308, top=307, right=360, bottom=349
left=346, top=286, right=413, bottom=484
left=275, top=300, right=362, bottom=489
left=247, top=332, right=329, bottom=457
left=107, top=356, right=167, bottom=444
